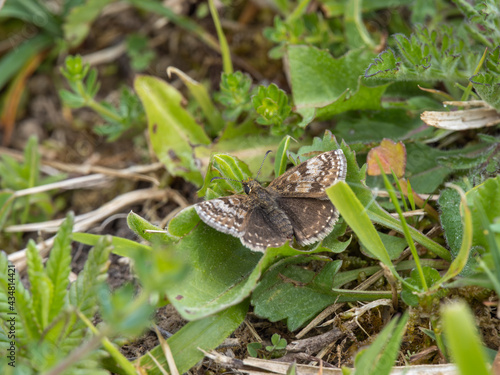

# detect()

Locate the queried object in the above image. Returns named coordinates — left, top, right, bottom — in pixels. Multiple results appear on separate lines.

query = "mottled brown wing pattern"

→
left=275, top=197, right=339, bottom=246
left=194, top=149, right=347, bottom=252
left=195, top=196, right=251, bottom=238
left=240, top=209, right=292, bottom=252
left=269, top=149, right=346, bottom=198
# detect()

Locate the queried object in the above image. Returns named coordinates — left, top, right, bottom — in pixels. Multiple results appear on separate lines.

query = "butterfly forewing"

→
left=195, top=196, right=251, bottom=238
left=269, top=149, right=346, bottom=198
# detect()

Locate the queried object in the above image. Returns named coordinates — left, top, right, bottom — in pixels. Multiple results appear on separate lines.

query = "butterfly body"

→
left=195, top=149, right=347, bottom=252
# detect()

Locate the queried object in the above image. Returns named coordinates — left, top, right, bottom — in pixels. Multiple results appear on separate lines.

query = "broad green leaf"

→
left=470, top=73, right=500, bottom=112
left=354, top=313, right=409, bottom=375
left=287, top=46, right=381, bottom=110
left=161, top=223, right=262, bottom=320
left=251, top=257, right=391, bottom=331
left=134, top=75, right=210, bottom=186
left=439, top=183, right=467, bottom=261
left=441, top=301, right=490, bottom=375
left=167, top=206, right=200, bottom=238
left=334, top=110, right=422, bottom=144
left=63, top=0, right=114, bottom=47
left=315, top=81, right=389, bottom=119
left=137, top=301, right=248, bottom=374
left=163, top=216, right=336, bottom=320
left=45, top=213, right=73, bottom=322
left=465, top=176, right=500, bottom=252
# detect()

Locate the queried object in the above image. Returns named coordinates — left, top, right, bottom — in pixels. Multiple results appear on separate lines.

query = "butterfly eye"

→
left=243, top=185, right=250, bottom=194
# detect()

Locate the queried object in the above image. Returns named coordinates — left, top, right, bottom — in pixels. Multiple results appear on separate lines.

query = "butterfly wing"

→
left=195, top=195, right=251, bottom=238
left=268, top=149, right=346, bottom=199
left=275, top=197, right=339, bottom=246
left=240, top=207, right=294, bottom=252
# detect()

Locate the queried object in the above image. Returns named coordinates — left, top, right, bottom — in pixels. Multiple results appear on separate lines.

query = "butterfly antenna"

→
left=255, top=150, right=272, bottom=179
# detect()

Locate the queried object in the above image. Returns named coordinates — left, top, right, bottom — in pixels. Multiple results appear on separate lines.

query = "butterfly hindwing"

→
left=240, top=208, right=291, bottom=251
left=275, top=197, right=339, bottom=246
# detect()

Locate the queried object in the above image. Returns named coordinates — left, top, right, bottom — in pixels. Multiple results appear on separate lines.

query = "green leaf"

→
left=366, top=26, right=477, bottom=83
left=344, top=0, right=376, bottom=49
left=436, top=185, right=474, bottom=286
left=161, top=223, right=263, bottom=320
left=134, top=75, right=210, bottom=186
left=275, top=135, right=294, bottom=177
left=287, top=46, right=383, bottom=111
left=27, top=240, right=51, bottom=329
left=215, top=71, right=253, bottom=121
left=466, top=176, right=500, bottom=253
left=354, top=313, right=409, bottom=375
left=315, top=81, right=389, bottom=119
left=251, top=257, right=391, bottom=331
left=401, top=267, right=443, bottom=306
left=0, top=253, right=40, bottom=342
left=252, top=83, right=292, bottom=127
left=167, top=206, right=200, bottom=238
left=327, top=181, right=395, bottom=271
left=439, top=183, right=467, bottom=261
left=197, top=153, right=253, bottom=199
left=69, top=236, right=112, bottom=320
left=97, top=284, right=154, bottom=337
left=126, top=211, right=173, bottom=244
left=247, top=342, right=262, bottom=357
left=441, top=301, right=490, bottom=375
left=363, top=232, right=407, bottom=260
left=45, top=213, right=73, bottom=322
left=73, top=231, right=153, bottom=259
left=63, top=0, right=114, bottom=47
left=0, top=34, right=53, bottom=91
left=0, top=192, right=14, bottom=229
left=137, top=301, right=248, bottom=374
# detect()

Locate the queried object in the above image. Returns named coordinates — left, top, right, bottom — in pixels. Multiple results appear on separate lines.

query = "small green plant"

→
left=266, top=333, right=287, bottom=354
left=59, top=55, right=146, bottom=141
left=247, top=334, right=287, bottom=359
left=0, top=213, right=155, bottom=373
left=0, top=213, right=111, bottom=372
left=0, top=136, right=65, bottom=250
left=126, top=34, right=156, bottom=72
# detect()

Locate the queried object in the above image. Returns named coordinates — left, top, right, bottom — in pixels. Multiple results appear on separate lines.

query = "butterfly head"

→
left=241, top=179, right=262, bottom=195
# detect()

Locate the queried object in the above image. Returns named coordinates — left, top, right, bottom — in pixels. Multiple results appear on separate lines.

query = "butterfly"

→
left=195, top=149, right=347, bottom=252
